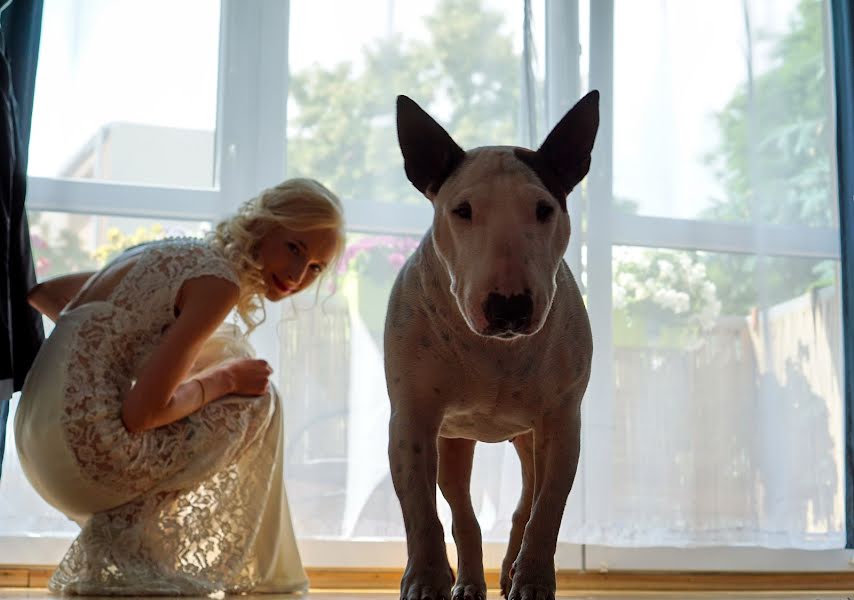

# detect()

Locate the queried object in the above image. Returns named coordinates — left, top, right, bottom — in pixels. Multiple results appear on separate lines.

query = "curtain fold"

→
left=830, top=0, right=854, bottom=549
left=0, top=0, right=45, bottom=480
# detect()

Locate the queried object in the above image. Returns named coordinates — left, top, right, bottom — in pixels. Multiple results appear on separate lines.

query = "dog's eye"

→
left=536, top=200, right=554, bottom=223
left=452, top=201, right=472, bottom=221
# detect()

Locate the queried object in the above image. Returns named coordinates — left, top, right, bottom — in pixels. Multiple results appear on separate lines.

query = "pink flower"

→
left=36, top=257, right=50, bottom=276
left=387, top=252, right=406, bottom=269
left=30, top=234, right=48, bottom=250
left=339, top=235, right=421, bottom=274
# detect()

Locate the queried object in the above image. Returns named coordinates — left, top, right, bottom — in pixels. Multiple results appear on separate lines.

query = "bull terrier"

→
left=385, top=90, right=599, bottom=600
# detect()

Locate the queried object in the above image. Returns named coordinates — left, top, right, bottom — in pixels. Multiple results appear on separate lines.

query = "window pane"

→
left=286, top=0, right=535, bottom=220
left=284, top=0, right=544, bottom=543
left=28, top=211, right=211, bottom=281
left=583, top=247, right=844, bottom=548
left=1, top=213, right=209, bottom=540
left=612, top=0, right=836, bottom=227
left=280, top=233, right=416, bottom=538
left=28, top=0, right=220, bottom=189
left=0, top=393, right=77, bottom=538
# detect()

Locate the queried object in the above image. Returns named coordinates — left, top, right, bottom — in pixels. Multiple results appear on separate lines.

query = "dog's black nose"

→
left=483, top=292, right=533, bottom=335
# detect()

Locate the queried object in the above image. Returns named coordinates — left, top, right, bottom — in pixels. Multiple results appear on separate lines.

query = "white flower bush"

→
left=612, top=247, right=722, bottom=347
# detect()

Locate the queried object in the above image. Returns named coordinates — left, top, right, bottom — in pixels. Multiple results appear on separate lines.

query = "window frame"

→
left=8, top=0, right=852, bottom=573
left=582, top=0, right=851, bottom=571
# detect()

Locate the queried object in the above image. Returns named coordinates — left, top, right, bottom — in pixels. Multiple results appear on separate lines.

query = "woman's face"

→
left=256, top=226, right=339, bottom=301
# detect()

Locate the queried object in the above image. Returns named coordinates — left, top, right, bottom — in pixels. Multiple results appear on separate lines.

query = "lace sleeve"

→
left=181, top=245, right=240, bottom=289
left=108, top=239, right=240, bottom=314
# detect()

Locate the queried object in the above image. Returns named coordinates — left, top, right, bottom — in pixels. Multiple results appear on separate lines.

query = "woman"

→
left=16, top=178, right=345, bottom=595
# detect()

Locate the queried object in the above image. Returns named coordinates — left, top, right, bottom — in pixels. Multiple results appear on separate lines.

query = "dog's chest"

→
left=426, top=307, right=580, bottom=442
left=437, top=367, right=548, bottom=442
left=440, top=409, right=536, bottom=443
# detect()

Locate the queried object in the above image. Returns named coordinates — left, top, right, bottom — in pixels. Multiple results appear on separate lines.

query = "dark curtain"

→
left=830, top=0, right=854, bottom=549
left=0, top=0, right=45, bottom=479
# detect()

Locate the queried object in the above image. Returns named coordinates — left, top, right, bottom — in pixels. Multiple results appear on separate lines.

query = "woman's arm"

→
left=27, top=272, right=98, bottom=321
left=121, top=276, right=251, bottom=433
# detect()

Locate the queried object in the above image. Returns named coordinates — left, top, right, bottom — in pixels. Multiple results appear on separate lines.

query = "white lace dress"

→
left=14, top=238, right=308, bottom=596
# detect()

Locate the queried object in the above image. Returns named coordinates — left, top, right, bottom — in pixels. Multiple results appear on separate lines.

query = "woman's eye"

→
left=536, top=200, right=555, bottom=223
left=452, top=201, right=472, bottom=221
left=309, top=264, right=323, bottom=275
left=288, top=242, right=301, bottom=256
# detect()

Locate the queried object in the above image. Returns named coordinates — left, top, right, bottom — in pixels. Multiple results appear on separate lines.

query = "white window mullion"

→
left=541, top=0, right=586, bottom=570
left=340, top=198, right=433, bottom=236
left=582, top=0, right=615, bottom=570
left=545, top=0, right=583, bottom=281
left=215, top=0, right=289, bottom=215
left=215, top=0, right=290, bottom=390
left=611, top=213, right=841, bottom=260
left=26, top=176, right=221, bottom=221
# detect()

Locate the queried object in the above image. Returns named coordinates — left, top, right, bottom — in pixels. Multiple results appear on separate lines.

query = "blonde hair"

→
left=210, top=178, right=345, bottom=332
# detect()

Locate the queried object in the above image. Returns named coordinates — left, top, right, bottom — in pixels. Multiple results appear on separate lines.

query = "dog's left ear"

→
left=515, top=90, right=600, bottom=210
left=397, top=95, right=466, bottom=198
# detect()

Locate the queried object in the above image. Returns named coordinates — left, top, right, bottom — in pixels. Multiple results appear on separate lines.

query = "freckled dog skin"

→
left=386, top=92, right=599, bottom=600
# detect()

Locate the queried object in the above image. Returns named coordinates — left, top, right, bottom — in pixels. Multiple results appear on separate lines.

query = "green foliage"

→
left=704, top=0, right=831, bottom=227
left=286, top=0, right=524, bottom=347
left=29, top=213, right=98, bottom=278
left=91, top=224, right=165, bottom=265
left=701, top=0, right=834, bottom=315
left=286, top=0, right=520, bottom=204
left=30, top=0, right=835, bottom=344
left=29, top=213, right=167, bottom=281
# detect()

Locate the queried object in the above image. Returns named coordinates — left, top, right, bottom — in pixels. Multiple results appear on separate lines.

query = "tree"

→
left=702, top=0, right=834, bottom=315
left=286, top=0, right=520, bottom=206
left=286, top=0, right=523, bottom=345
left=29, top=214, right=169, bottom=280
left=29, top=213, right=98, bottom=279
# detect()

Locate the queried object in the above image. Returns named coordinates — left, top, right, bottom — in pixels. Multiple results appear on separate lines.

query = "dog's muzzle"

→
left=482, top=291, right=534, bottom=337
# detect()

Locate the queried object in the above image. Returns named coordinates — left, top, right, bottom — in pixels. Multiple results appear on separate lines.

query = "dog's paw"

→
left=400, top=559, right=454, bottom=600
left=451, top=580, right=486, bottom=600
left=506, top=558, right=555, bottom=600
left=507, top=582, right=554, bottom=600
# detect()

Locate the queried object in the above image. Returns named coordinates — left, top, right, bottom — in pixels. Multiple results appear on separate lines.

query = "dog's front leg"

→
left=508, top=406, right=581, bottom=600
left=500, top=432, right=535, bottom=597
left=389, top=406, right=454, bottom=600
left=438, top=436, right=485, bottom=600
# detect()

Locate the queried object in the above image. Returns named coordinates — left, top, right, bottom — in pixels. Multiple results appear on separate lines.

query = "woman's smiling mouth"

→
left=271, top=274, right=292, bottom=294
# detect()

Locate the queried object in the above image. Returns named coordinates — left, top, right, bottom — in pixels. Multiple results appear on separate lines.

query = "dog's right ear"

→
left=515, top=90, right=599, bottom=210
left=537, top=90, right=600, bottom=196
left=396, top=95, right=465, bottom=198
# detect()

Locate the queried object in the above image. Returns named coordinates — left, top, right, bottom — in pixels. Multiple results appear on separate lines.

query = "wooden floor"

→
left=1, top=591, right=852, bottom=600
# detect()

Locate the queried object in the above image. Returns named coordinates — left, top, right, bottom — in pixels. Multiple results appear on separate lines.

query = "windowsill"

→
left=2, top=565, right=854, bottom=592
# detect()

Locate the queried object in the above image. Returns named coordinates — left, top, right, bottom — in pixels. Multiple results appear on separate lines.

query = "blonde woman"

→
left=16, top=178, right=345, bottom=595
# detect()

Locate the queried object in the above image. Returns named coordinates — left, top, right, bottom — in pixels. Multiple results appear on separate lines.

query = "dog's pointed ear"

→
left=397, top=95, right=466, bottom=197
left=539, top=89, right=600, bottom=194
left=516, top=90, right=600, bottom=208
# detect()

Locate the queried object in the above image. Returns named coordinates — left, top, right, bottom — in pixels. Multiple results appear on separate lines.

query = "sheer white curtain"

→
left=277, top=0, right=844, bottom=551
left=578, top=0, right=844, bottom=549
left=277, top=0, right=543, bottom=550
left=0, top=0, right=846, bottom=566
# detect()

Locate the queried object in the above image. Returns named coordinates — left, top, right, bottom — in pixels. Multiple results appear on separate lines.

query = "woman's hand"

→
left=223, top=358, right=273, bottom=396
left=121, top=276, right=241, bottom=433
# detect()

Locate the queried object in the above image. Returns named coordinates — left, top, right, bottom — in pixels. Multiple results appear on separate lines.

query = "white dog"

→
left=385, top=91, right=600, bottom=600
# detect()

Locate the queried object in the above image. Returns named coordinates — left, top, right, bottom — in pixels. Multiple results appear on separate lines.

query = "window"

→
left=579, top=0, right=845, bottom=568
left=2, top=0, right=848, bottom=571
left=28, top=0, right=221, bottom=189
